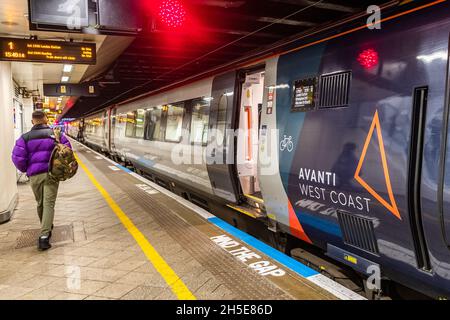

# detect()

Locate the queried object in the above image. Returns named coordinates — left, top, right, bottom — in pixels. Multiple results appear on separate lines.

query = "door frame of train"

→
left=439, top=33, right=450, bottom=249
left=206, top=71, right=242, bottom=203
left=110, top=106, right=117, bottom=152
left=235, top=65, right=266, bottom=197
left=102, top=109, right=109, bottom=151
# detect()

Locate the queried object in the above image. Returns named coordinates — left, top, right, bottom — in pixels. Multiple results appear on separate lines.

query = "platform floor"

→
left=0, top=140, right=336, bottom=300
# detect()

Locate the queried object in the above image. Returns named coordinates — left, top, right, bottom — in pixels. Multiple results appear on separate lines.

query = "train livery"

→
left=67, top=2, right=450, bottom=299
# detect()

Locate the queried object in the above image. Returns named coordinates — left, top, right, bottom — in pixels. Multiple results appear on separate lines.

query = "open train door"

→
left=206, top=71, right=241, bottom=203
left=102, top=109, right=110, bottom=152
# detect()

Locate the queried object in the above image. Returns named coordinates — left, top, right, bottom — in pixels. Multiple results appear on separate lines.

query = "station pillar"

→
left=0, top=61, right=18, bottom=223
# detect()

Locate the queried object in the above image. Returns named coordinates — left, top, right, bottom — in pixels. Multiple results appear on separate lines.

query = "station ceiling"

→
left=63, top=0, right=402, bottom=118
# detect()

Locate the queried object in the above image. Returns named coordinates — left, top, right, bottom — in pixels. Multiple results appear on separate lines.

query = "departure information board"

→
left=292, top=77, right=316, bottom=112
left=0, top=38, right=96, bottom=65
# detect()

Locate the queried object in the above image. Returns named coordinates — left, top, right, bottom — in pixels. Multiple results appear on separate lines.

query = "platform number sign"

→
left=292, top=77, right=317, bottom=112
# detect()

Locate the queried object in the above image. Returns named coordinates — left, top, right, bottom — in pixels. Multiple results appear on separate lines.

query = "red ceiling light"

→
left=358, top=49, right=379, bottom=69
left=158, top=0, right=187, bottom=28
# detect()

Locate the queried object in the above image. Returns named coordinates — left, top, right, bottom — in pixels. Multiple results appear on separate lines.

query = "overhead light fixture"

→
left=61, top=76, right=70, bottom=82
left=63, top=64, right=73, bottom=72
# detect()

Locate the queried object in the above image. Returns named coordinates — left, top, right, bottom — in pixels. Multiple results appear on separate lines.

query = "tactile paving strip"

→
left=15, top=225, right=74, bottom=249
left=83, top=150, right=292, bottom=300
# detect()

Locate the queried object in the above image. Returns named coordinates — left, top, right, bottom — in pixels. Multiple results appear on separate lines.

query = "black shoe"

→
left=49, top=224, right=54, bottom=240
left=38, top=236, right=52, bottom=251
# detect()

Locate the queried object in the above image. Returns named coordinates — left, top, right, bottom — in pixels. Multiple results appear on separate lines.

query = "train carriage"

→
left=71, top=1, right=450, bottom=299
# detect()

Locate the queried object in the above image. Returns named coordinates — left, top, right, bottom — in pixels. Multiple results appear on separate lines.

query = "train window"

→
left=190, top=99, right=210, bottom=145
left=165, top=103, right=184, bottom=142
left=216, top=94, right=228, bottom=145
left=125, top=112, right=136, bottom=137
left=144, top=106, right=163, bottom=141
left=87, top=118, right=101, bottom=135
left=135, top=109, right=145, bottom=138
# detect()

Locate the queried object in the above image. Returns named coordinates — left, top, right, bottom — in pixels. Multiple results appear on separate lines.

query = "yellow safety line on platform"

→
left=74, top=152, right=196, bottom=300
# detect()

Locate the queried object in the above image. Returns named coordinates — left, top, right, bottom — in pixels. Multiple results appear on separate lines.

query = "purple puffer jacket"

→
left=12, top=124, right=72, bottom=177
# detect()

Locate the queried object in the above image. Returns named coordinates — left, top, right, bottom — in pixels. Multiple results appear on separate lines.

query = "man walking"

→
left=12, top=110, right=72, bottom=251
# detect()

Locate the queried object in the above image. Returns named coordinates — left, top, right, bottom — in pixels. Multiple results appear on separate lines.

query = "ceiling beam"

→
left=124, top=48, right=244, bottom=58
left=256, top=16, right=317, bottom=27
left=118, top=54, right=235, bottom=63
left=189, top=0, right=246, bottom=8
left=269, top=0, right=358, bottom=13
left=184, top=5, right=319, bottom=28
left=149, top=27, right=283, bottom=39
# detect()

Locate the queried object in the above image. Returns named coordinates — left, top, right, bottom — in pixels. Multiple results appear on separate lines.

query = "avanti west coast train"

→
left=68, top=2, right=450, bottom=299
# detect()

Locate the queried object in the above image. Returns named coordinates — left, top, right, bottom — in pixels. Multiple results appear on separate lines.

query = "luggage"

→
left=49, top=128, right=78, bottom=181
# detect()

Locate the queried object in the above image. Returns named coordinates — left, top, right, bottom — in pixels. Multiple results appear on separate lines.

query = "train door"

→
left=102, top=110, right=109, bottom=151
left=110, top=107, right=117, bottom=152
left=236, top=70, right=264, bottom=201
left=206, top=71, right=241, bottom=203
left=441, top=37, right=450, bottom=248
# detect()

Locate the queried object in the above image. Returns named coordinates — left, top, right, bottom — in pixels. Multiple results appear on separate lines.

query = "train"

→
left=66, top=1, right=450, bottom=299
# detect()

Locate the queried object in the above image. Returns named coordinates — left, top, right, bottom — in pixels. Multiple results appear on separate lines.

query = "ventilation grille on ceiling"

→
left=337, top=210, right=379, bottom=255
left=318, top=71, right=352, bottom=108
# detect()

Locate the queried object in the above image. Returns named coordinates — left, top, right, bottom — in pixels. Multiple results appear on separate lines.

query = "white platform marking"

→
left=307, top=274, right=366, bottom=300
left=136, top=183, right=159, bottom=195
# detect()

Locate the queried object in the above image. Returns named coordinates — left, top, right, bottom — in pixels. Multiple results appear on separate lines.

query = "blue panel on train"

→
left=276, top=45, right=326, bottom=191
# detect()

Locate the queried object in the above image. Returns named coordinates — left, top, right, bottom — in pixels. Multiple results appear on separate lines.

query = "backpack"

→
left=49, top=128, right=78, bottom=181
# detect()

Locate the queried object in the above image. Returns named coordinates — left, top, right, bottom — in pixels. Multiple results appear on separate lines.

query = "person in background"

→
left=11, top=110, right=72, bottom=251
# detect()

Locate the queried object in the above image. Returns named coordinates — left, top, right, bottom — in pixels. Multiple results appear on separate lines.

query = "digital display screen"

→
left=0, top=37, right=96, bottom=65
left=29, top=0, right=89, bottom=28
left=292, top=77, right=316, bottom=112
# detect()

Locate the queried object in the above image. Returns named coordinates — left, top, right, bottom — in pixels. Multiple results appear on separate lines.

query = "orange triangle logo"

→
left=354, top=110, right=401, bottom=220
left=288, top=200, right=313, bottom=244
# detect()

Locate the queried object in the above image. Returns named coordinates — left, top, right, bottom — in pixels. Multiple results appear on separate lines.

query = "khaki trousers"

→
left=29, top=173, right=59, bottom=237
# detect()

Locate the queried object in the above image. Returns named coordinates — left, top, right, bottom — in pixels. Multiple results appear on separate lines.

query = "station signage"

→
left=292, top=77, right=316, bottom=112
left=44, top=83, right=99, bottom=97
left=0, top=37, right=96, bottom=65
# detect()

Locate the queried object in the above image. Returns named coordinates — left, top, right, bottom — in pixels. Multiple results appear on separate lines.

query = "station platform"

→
left=0, top=140, right=352, bottom=300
